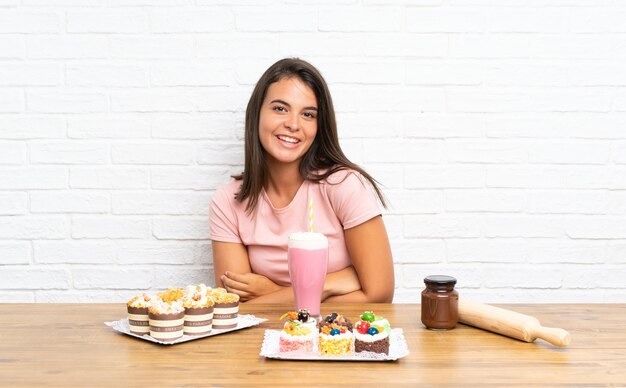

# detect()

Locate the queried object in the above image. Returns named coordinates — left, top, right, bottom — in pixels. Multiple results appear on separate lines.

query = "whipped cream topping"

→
left=150, top=297, right=184, bottom=314
left=319, top=331, right=352, bottom=341
left=184, top=283, right=211, bottom=297
left=280, top=330, right=315, bottom=341
left=353, top=330, right=388, bottom=343
left=183, top=290, right=215, bottom=309
left=127, top=293, right=152, bottom=308
left=299, top=317, right=317, bottom=330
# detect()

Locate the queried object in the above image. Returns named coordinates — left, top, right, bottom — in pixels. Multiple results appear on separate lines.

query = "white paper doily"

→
left=259, top=328, right=409, bottom=361
left=105, top=314, right=266, bottom=345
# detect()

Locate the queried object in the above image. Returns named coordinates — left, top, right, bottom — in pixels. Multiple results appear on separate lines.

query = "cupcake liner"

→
left=149, top=311, right=184, bottom=341
left=184, top=306, right=213, bottom=335
left=213, top=302, right=239, bottom=329
left=127, top=306, right=149, bottom=335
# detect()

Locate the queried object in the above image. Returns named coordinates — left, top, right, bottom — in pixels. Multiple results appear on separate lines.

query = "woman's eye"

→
left=303, top=112, right=316, bottom=119
left=272, top=106, right=286, bottom=112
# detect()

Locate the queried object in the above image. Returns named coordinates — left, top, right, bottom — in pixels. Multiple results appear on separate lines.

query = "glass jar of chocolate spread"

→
left=421, top=275, right=458, bottom=330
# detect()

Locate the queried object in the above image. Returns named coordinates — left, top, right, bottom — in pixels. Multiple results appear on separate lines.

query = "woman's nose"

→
left=284, top=113, right=299, bottom=131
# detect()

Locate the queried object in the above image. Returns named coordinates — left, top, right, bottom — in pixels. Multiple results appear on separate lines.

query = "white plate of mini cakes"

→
left=105, top=314, right=266, bottom=345
left=259, top=328, right=410, bottom=361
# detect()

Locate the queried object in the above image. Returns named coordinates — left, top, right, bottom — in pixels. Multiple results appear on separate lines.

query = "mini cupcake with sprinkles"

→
left=318, top=312, right=353, bottom=355
left=278, top=309, right=317, bottom=353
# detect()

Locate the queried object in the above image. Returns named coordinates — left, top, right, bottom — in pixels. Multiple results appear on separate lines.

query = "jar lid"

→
left=424, top=275, right=457, bottom=286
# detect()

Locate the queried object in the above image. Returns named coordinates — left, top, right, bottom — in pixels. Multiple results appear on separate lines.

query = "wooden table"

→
left=1, top=303, right=624, bottom=386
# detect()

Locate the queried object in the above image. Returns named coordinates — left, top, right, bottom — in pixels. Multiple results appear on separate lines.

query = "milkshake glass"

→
left=288, top=232, right=328, bottom=317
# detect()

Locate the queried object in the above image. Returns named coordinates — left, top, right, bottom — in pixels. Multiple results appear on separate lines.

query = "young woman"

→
left=209, top=58, right=394, bottom=303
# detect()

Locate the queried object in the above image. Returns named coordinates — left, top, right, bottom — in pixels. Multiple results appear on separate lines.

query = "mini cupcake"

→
left=149, top=288, right=185, bottom=341
left=182, top=285, right=215, bottom=336
left=354, top=311, right=390, bottom=355
left=210, top=288, right=240, bottom=329
left=278, top=310, right=316, bottom=353
left=126, top=293, right=152, bottom=335
left=318, top=312, right=353, bottom=355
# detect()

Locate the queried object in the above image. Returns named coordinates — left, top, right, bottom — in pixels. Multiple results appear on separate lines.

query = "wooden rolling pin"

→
left=458, top=299, right=571, bottom=347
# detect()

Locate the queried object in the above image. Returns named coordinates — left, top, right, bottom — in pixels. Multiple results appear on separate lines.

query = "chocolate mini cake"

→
left=354, top=311, right=390, bottom=355
left=354, top=334, right=389, bottom=354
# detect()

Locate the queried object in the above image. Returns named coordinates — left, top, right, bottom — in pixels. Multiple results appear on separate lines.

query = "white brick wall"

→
left=1, top=1, right=625, bottom=304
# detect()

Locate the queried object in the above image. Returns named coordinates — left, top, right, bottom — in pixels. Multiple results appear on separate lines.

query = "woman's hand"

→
left=221, top=271, right=285, bottom=302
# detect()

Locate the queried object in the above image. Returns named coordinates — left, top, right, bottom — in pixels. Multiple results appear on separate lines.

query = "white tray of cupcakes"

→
left=260, top=310, right=409, bottom=361
left=106, top=285, right=266, bottom=345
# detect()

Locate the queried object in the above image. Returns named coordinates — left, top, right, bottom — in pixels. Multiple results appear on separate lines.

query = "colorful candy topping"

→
left=297, top=309, right=310, bottom=322
left=279, top=310, right=315, bottom=337
left=280, top=311, right=299, bottom=321
left=360, top=311, right=375, bottom=322
left=356, top=311, right=387, bottom=336
left=280, top=309, right=312, bottom=323
left=320, top=323, right=347, bottom=335
left=372, top=315, right=392, bottom=335
left=325, top=312, right=338, bottom=323
left=321, top=312, right=352, bottom=330
left=356, top=320, right=370, bottom=334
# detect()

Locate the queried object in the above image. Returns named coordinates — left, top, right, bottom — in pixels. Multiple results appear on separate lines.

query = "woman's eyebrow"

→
left=270, top=99, right=318, bottom=111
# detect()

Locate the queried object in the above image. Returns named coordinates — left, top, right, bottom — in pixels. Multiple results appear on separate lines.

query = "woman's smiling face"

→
left=258, top=77, right=318, bottom=168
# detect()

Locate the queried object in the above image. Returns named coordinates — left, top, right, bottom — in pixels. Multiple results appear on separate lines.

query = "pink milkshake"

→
left=288, top=232, right=328, bottom=317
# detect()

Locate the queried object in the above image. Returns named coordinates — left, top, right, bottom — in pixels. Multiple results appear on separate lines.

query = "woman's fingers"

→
left=223, top=271, right=251, bottom=284
left=221, top=273, right=249, bottom=293
left=221, top=271, right=282, bottom=300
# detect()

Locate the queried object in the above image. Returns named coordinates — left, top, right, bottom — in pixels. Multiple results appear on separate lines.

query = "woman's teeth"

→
left=277, top=135, right=299, bottom=144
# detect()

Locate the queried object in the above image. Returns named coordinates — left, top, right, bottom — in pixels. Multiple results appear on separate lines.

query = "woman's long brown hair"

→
left=233, top=58, right=387, bottom=214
